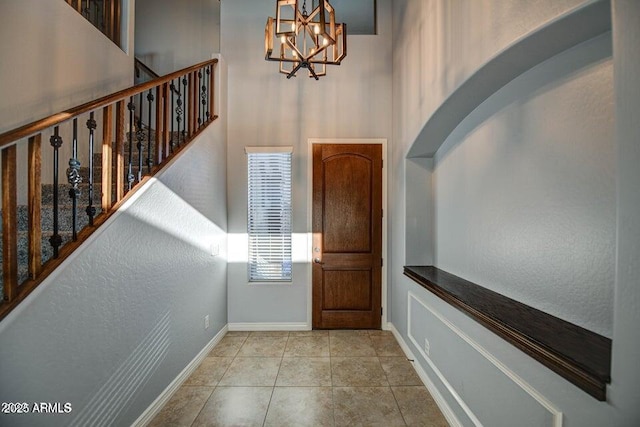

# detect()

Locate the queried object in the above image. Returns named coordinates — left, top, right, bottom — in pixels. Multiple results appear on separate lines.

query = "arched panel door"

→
left=312, top=144, right=382, bottom=329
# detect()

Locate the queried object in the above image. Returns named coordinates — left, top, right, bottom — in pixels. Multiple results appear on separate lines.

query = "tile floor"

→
left=149, top=330, right=449, bottom=427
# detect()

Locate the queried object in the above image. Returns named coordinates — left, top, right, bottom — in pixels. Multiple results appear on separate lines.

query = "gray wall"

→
left=610, top=0, right=640, bottom=424
left=135, top=0, right=220, bottom=75
left=0, top=0, right=135, bottom=203
left=433, top=33, right=614, bottom=337
left=390, top=0, right=638, bottom=425
left=0, top=0, right=134, bottom=134
left=0, top=93, right=228, bottom=427
left=222, top=0, right=393, bottom=326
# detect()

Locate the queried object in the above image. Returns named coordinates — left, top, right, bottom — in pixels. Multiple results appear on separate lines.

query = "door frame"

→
left=306, top=138, right=388, bottom=329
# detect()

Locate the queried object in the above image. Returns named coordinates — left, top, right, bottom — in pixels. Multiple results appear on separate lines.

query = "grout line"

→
left=389, top=385, right=409, bottom=426
left=189, top=386, right=216, bottom=427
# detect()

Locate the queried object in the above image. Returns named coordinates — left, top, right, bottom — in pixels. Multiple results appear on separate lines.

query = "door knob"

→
left=314, top=258, right=324, bottom=264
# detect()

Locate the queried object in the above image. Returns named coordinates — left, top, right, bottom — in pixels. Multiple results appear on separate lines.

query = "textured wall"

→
left=0, top=0, right=134, bottom=133
left=222, top=0, right=393, bottom=325
left=434, top=33, right=614, bottom=336
left=390, top=0, right=623, bottom=425
left=135, top=0, right=220, bottom=75
left=0, top=119, right=227, bottom=427
left=0, top=0, right=135, bottom=202
left=610, top=0, right=640, bottom=423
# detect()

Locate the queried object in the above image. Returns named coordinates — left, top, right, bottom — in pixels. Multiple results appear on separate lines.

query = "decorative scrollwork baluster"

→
left=49, top=127, right=63, bottom=258
left=86, top=112, right=97, bottom=226
left=137, top=92, right=144, bottom=182
left=176, top=79, right=184, bottom=147
left=182, top=76, right=188, bottom=142
left=127, top=97, right=135, bottom=191
left=205, top=66, right=211, bottom=121
left=67, top=118, right=82, bottom=241
left=198, top=70, right=203, bottom=127
left=170, top=81, right=176, bottom=153
left=147, top=89, right=154, bottom=173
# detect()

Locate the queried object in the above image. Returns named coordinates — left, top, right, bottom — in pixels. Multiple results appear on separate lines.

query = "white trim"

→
left=244, top=146, right=293, bottom=154
left=387, top=322, right=463, bottom=427
left=306, top=138, right=388, bottom=329
left=407, top=291, right=564, bottom=427
left=131, top=325, right=228, bottom=427
left=227, top=322, right=309, bottom=331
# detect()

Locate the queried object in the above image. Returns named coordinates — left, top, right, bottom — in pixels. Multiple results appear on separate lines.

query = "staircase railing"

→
left=135, top=57, right=161, bottom=81
left=0, top=58, right=218, bottom=321
left=64, top=0, right=122, bottom=48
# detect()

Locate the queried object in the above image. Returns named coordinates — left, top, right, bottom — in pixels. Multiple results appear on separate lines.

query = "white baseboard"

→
left=386, top=322, right=463, bottom=427
left=227, top=322, right=309, bottom=331
left=131, top=325, right=228, bottom=427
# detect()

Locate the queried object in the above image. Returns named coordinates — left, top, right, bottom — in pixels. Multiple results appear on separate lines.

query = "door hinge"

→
left=381, top=160, right=384, bottom=168
left=382, top=208, right=383, bottom=218
left=381, top=307, right=383, bottom=316
left=381, top=258, right=384, bottom=267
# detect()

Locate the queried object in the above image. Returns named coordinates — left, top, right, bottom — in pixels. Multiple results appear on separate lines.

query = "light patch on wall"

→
left=124, top=178, right=227, bottom=259
left=228, top=233, right=310, bottom=264
left=69, top=311, right=171, bottom=427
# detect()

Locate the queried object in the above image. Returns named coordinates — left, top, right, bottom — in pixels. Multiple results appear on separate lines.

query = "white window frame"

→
left=245, top=146, right=293, bottom=283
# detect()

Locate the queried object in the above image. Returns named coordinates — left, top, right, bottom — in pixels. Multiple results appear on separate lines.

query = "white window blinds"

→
left=246, top=148, right=292, bottom=282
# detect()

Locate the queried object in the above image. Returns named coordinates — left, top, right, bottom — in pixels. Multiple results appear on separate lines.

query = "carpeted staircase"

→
left=0, top=128, right=159, bottom=298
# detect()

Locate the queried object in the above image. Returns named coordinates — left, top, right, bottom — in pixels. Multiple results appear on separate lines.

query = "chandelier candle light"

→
left=265, top=0, right=347, bottom=79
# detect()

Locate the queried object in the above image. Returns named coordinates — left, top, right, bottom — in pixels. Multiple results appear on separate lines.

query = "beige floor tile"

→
left=329, top=329, right=371, bottom=337
left=218, top=357, right=281, bottom=386
left=264, top=387, right=334, bottom=427
left=148, top=385, right=213, bottom=427
left=368, top=329, right=394, bottom=336
left=288, top=330, right=329, bottom=337
left=284, top=335, right=330, bottom=357
left=379, top=357, right=423, bottom=386
left=208, top=336, right=246, bottom=357
left=371, top=336, right=405, bottom=357
left=184, top=357, right=233, bottom=386
left=237, top=336, right=288, bottom=357
left=192, top=386, right=272, bottom=427
left=333, top=387, right=405, bottom=427
left=276, top=357, right=332, bottom=386
left=392, top=386, right=449, bottom=426
left=331, top=357, right=388, bottom=386
left=249, top=330, right=290, bottom=337
left=330, top=334, right=376, bottom=356
left=224, top=331, right=250, bottom=337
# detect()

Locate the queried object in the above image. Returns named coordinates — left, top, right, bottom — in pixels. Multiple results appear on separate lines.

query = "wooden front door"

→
left=312, top=144, right=383, bottom=329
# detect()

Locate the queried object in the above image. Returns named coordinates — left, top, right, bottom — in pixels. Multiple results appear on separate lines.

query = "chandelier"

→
left=265, top=0, right=347, bottom=80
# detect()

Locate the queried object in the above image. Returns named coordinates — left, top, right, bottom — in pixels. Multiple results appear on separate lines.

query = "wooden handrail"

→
left=0, top=59, right=218, bottom=149
left=0, top=57, right=218, bottom=321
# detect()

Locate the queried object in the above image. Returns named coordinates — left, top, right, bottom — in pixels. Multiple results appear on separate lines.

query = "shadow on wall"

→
left=435, top=32, right=612, bottom=163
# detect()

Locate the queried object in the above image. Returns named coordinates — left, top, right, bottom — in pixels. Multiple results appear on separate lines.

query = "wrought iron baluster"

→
left=49, top=127, right=63, bottom=258
left=198, top=70, right=203, bottom=127
left=86, top=112, right=97, bottom=226
left=127, top=97, right=135, bottom=191
left=182, top=76, right=188, bottom=142
left=147, top=89, right=154, bottom=173
left=137, top=92, right=144, bottom=182
left=205, top=65, right=211, bottom=121
left=176, top=78, right=183, bottom=147
left=170, top=80, right=176, bottom=153
left=67, top=118, right=82, bottom=241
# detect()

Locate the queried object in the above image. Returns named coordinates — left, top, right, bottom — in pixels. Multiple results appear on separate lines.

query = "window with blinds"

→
left=246, top=147, right=293, bottom=282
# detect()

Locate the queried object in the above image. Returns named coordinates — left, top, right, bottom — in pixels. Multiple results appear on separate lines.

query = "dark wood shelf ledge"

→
left=403, top=266, right=611, bottom=401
